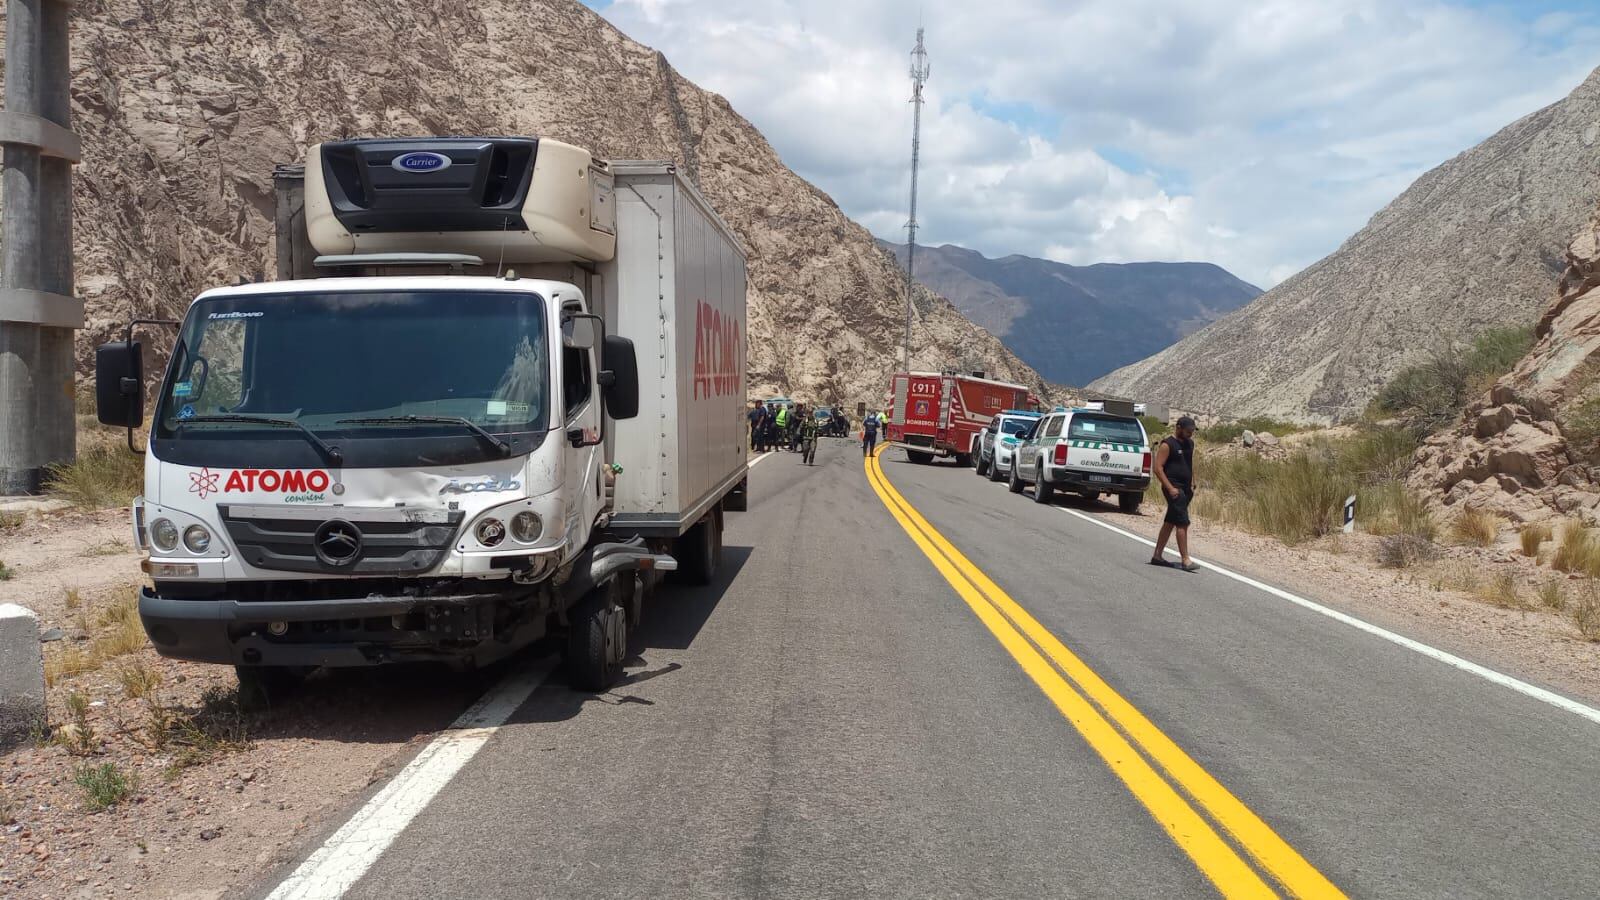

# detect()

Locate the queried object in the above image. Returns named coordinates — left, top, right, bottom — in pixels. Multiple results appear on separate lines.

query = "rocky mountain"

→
left=1092, top=66, right=1600, bottom=423
left=882, top=241, right=1260, bottom=386
left=1409, top=204, right=1600, bottom=524
left=0, top=0, right=1043, bottom=406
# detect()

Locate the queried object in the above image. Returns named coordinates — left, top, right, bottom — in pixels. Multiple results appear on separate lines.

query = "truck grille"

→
left=218, top=505, right=464, bottom=576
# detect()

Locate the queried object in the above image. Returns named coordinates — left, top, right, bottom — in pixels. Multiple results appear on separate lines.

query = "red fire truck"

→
left=885, top=371, right=1035, bottom=465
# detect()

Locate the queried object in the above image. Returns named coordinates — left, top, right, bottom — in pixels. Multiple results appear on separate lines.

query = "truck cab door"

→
left=561, top=309, right=603, bottom=545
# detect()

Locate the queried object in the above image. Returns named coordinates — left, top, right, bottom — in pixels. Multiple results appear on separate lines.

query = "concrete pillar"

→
left=0, top=0, right=82, bottom=495
left=0, top=603, right=45, bottom=749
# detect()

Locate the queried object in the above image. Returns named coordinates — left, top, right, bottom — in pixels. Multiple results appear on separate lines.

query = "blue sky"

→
left=583, top=0, right=1597, bottom=287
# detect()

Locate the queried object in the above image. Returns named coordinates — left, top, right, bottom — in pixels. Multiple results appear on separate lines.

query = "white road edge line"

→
left=1058, top=506, right=1600, bottom=728
left=749, top=451, right=775, bottom=468
left=266, top=660, right=557, bottom=900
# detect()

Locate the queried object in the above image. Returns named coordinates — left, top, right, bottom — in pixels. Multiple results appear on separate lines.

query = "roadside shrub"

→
left=1372, top=326, right=1535, bottom=431
left=1575, top=588, right=1600, bottom=641
left=74, top=763, right=134, bottom=811
left=1450, top=508, right=1500, bottom=547
left=0, top=559, right=12, bottom=581
left=1241, top=451, right=1348, bottom=543
left=47, top=442, right=143, bottom=509
left=1197, top=416, right=1304, bottom=445
left=1357, top=480, right=1437, bottom=540
left=0, top=510, right=24, bottom=532
left=1376, top=534, right=1438, bottom=569
left=1560, top=395, right=1600, bottom=459
left=1519, top=523, right=1553, bottom=557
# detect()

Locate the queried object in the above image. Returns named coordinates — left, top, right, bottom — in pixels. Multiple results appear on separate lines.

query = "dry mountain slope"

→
left=1092, top=65, right=1600, bottom=423
left=883, top=241, right=1260, bottom=387
left=0, top=0, right=1041, bottom=405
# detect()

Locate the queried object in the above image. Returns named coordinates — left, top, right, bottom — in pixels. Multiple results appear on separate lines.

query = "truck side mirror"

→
left=562, top=315, right=597, bottom=350
left=601, top=334, right=639, bottom=420
left=95, top=341, right=144, bottom=429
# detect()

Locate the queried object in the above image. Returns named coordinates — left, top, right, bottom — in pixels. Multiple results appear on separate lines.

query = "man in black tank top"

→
left=1151, top=416, right=1200, bottom=572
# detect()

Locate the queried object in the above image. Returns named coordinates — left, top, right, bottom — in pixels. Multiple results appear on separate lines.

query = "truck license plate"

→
left=1088, top=474, right=1112, bottom=484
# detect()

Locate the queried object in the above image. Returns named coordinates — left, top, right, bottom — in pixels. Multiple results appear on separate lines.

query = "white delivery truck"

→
left=94, top=137, right=749, bottom=694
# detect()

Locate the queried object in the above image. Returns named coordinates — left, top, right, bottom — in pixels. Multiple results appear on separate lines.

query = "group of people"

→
left=748, top=401, right=849, bottom=456
left=748, top=401, right=874, bottom=464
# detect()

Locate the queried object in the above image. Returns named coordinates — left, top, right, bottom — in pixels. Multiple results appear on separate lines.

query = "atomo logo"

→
left=391, top=151, right=451, bottom=174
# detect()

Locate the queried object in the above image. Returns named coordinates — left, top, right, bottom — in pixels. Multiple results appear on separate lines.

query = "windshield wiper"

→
left=335, top=415, right=513, bottom=457
left=177, top=414, right=344, bottom=465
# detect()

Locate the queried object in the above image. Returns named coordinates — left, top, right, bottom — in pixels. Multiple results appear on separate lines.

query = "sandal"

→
left=1180, top=561, right=1201, bottom=572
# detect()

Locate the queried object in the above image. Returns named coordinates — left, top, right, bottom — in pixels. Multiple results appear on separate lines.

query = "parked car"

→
left=1007, top=407, right=1152, bottom=511
left=973, top=410, right=1041, bottom=482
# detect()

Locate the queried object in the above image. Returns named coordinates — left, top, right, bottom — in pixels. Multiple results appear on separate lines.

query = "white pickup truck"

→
left=1007, top=407, right=1152, bottom=511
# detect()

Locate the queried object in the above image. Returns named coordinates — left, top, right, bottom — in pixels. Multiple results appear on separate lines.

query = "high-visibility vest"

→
left=776, top=407, right=790, bottom=427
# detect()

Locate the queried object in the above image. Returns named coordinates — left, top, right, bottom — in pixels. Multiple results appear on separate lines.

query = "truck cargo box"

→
left=599, top=162, right=748, bottom=536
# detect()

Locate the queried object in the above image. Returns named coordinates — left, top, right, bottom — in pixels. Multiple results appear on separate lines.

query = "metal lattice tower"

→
left=902, top=27, right=929, bottom=372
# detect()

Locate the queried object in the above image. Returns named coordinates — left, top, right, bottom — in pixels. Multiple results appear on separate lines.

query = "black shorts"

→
left=1164, top=487, right=1193, bottom=526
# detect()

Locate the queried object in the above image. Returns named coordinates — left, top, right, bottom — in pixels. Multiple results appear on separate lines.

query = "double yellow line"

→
left=864, top=448, right=1344, bottom=899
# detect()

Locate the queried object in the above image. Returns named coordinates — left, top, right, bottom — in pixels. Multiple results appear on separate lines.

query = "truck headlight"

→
left=511, top=511, right=543, bottom=543
left=476, top=518, right=506, bottom=547
left=150, top=518, right=179, bottom=553
left=183, top=525, right=212, bottom=554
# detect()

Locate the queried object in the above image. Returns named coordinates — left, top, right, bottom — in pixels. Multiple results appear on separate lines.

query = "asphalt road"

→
left=255, top=439, right=1600, bottom=899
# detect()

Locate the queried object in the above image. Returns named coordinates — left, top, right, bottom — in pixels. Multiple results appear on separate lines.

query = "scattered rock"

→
left=198, top=828, right=221, bottom=842
left=39, top=627, right=66, bottom=643
left=1241, top=429, right=1256, bottom=447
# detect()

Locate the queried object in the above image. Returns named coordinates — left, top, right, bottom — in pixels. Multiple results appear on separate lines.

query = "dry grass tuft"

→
left=0, top=559, right=12, bottom=581
left=1551, top=523, right=1600, bottom=576
left=1536, top=580, right=1567, bottom=612
left=0, top=510, right=24, bottom=532
left=117, top=659, right=162, bottom=700
left=1519, top=523, right=1553, bottom=558
left=1479, top=572, right=1524, bottom=609
left=1451, top=508, right=1500, bottom=547
left=44, top=645, right=97, bottom=686
left=46, top=441, right=144, bottom=510
left=64, top=587, right=82, bottom=610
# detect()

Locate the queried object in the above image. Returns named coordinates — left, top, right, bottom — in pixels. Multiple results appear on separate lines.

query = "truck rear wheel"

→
left=907, top=450, right=934, bottom=465
left=675, top=513, right=722, bottom=585
left=954, top=452, right=972, bottom=468
left=1119, top=492, right=1143, bottom=513
left=567, top=583, right=627, bottom=692
left=975, top=451, right=989, bottom=476
left=1008, top=459, right=1025, bottom=494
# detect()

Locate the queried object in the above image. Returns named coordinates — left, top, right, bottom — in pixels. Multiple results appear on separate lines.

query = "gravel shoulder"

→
left=0, top=509, right=487, bottom=899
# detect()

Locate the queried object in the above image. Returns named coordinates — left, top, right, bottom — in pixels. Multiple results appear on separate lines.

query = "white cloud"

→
left=596, top=0, right=1599, bottom=287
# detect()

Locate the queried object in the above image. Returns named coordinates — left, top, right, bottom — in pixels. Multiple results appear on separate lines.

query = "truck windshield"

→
left=1000, top=418, right=1036, bottom=436
left=1068, top=415, right=1144, bottom=445
left=154, top=289, right=549, bottom=449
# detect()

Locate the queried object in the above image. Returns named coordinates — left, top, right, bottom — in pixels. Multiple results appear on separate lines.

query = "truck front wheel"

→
left=567, top=584, right=627, bottom=692
left=907, top=450, right=934, bottom=465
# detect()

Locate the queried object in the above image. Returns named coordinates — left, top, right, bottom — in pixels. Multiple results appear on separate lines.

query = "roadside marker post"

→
left=1342, top=495, right=1356, bottom=534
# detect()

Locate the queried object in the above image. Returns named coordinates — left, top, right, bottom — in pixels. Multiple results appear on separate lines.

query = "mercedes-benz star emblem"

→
left=313, top=519, right=362, bottom=567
